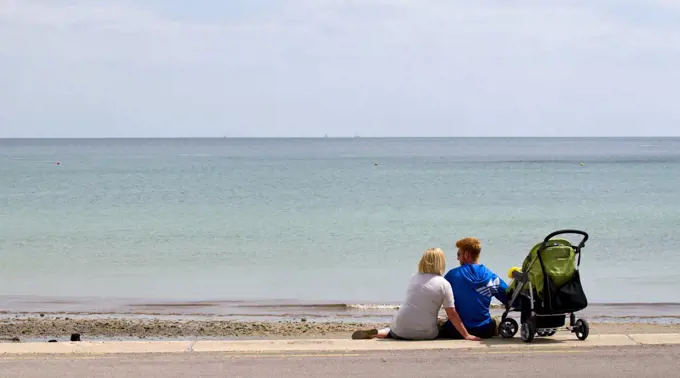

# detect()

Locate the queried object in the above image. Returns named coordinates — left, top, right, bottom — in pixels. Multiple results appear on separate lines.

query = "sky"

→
left=1, top=0, right=680, bottom=138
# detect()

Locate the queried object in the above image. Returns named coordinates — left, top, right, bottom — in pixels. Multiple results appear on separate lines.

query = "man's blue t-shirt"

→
left=443, top=264, right=509, bottom=330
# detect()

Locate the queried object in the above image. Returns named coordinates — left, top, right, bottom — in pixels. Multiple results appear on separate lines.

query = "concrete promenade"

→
left=2, top=340, right=680, bottom=377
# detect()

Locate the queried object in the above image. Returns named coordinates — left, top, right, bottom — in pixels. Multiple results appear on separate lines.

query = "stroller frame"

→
left=498, top=229, right=590, bottom=343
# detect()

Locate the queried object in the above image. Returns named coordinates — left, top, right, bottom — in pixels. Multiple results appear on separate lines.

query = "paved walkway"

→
left=1, top=333, right=679, bottom=355
left=2, top=345, right=679, bottom=377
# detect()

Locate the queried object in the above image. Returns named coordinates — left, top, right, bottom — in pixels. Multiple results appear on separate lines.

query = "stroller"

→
left=498, top=230, right=590, bottom=343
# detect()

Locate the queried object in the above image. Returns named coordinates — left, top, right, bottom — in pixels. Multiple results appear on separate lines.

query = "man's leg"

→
left=440, top=319, right=497, bottom=339
left=468, top=319, right=497, bottom=339
left=437, top=320, right=464, bottom=339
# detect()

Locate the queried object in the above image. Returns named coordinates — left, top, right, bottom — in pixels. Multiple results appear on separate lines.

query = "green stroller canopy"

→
left=508, top=238, right=577, bottom=299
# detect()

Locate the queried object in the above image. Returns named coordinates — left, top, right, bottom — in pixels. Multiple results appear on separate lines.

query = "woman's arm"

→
left=444, top=307, right=481, bottom=341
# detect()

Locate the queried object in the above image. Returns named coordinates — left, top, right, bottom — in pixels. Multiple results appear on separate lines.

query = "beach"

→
left=2, top=295, right=680, bottom=343
left=2, top=313, right=680, bottom=343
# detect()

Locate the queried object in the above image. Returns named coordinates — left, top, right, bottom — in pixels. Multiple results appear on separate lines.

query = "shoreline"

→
left=2, top=314, right=680, bottom=343
left=3, top=295, right=680, bottom=323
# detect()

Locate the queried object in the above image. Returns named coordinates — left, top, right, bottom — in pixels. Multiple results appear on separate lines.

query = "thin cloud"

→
left=1, top=0, right=679, bottom=137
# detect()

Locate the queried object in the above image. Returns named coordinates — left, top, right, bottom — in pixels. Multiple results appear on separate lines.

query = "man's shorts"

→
left=437, top=318, right=497, bottom=339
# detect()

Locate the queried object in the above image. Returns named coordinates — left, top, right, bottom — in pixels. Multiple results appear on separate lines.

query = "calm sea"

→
left=1, top=138, right=679, bottom=321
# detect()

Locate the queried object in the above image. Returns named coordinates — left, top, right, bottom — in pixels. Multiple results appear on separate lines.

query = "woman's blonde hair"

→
left=417, top=248, right=447, bottom=276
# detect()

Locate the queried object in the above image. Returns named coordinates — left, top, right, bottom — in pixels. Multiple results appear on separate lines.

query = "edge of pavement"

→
left=0, top=333, right=679, bottom=355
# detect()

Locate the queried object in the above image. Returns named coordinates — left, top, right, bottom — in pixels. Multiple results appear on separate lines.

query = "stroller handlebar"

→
left=543, top=229, right=589, bottom=248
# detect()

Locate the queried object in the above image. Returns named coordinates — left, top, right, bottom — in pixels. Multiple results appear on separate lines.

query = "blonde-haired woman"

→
left=352, top=248, right=480, bottom=341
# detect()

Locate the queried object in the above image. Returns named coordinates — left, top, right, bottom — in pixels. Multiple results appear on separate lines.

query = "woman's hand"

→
left=464, top=334, right=481, bottom=341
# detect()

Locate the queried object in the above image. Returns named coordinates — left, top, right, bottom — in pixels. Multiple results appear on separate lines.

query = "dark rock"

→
left=48, top=339, right=57, bottom=343
left=40, top=314, right=45, bottom=317
left=301, top=318, right=307, bottom=322
left=70, top=333, right=81, bottom=342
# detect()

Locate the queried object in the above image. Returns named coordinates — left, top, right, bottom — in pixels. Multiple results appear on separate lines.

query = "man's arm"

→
left=491, top=273, right=509, bottom=305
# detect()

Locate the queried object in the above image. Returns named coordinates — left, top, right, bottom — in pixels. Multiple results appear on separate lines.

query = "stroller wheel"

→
left=575, top=318, right=589, bottom=340
left=520, top=321, right=535, bottom=343
left=499, top=318, right=519, bottom=339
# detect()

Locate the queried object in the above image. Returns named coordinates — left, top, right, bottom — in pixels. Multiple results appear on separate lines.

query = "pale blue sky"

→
left=1, top=0, right=680, bottom=137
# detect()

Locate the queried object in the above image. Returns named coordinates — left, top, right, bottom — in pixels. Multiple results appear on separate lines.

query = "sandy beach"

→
left=1, top=314, right=679, bottom=343
left=1, top=316, right=373, bottom=341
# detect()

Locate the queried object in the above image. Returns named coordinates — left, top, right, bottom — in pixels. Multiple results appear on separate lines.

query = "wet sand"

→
left=1, top=315, right=679, bottom=343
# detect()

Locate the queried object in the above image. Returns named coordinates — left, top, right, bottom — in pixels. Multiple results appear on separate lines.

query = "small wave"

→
left=345, top=304, right=401, bottom=310
left=239, top=303, right=499, bottom=311
left=236, top=304, right=350, bottom=309
left=234, top=303, right=400, bottom=311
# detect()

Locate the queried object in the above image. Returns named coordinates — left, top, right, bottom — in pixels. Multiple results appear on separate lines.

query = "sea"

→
left=1, top=137, right=679, bottom=324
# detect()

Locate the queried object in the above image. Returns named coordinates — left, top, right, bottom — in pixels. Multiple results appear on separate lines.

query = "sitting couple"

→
left=353, top=237, right=508, bottom=341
